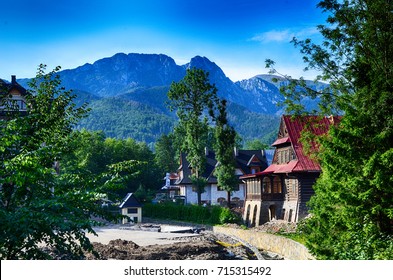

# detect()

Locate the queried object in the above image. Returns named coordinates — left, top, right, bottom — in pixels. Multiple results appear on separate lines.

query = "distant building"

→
left=174, top=148, right=269, bottom=206
left=119, top=193, right=143, bottom=224
left=0, top=75, right=29, bottom=119
left=161, top=173, right=180, bottom=198
left=241, top=115, right=341, bottom=226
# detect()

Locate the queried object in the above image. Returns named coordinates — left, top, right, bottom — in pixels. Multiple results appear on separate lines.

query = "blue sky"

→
left=1, top=0, right=327, bottom=82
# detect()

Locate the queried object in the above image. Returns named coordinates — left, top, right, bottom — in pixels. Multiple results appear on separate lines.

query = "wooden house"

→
left=174, top=148, right=268, bottom=206
left=0, top=75, right=29, bottom=119
left=241, top=115, right=340, bottom=226
left=119, top=193, right=143, bottom=224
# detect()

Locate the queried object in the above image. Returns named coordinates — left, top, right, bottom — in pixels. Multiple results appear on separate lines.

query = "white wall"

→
left=180, top=183, right=245, bottom=205
left=121, top=207, right=142, bottom=224
left=210, top=184, right=245, bottom=205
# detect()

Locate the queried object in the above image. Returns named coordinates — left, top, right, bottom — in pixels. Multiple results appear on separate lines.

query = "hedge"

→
left=142, top=203, right=241, bottom=225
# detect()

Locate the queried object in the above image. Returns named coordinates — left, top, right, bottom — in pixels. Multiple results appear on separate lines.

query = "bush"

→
left=142, top=203, right=241, bottom=225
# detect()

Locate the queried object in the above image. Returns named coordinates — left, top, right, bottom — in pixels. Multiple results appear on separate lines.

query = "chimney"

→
left=234, top=147, right=239, bottom=157
left=11, top=75, right=16, bottom=84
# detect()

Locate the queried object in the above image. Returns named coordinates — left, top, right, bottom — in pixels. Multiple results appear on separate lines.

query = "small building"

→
left=119, top=193, right=143, bottom=224
left=241, top=115, right=341, bottom=226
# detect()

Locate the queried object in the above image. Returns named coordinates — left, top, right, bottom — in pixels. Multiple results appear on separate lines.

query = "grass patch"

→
left=276, top=232, right=307, bottom=245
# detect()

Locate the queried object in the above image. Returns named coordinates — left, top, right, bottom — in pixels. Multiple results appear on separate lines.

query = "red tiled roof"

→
left=271, top=136, right=290, bottom=146
left=282, top=115, right=340, bottom=172
left=240, top=115, right=341, bottom=178
left=264, top=161, right=299, bottom=173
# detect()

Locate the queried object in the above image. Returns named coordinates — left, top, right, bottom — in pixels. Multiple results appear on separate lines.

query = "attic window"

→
left=277, top=149, right=292, bottom=164
left=251, top=167, right=260, bottom=174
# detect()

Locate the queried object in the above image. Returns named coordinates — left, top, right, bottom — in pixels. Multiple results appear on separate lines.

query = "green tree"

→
left=213, top=99, right=238, bottom=207
left=61, top=129, right=160, bottom=199
left=0, top=65, right=140, bottom=259
left=267, top=0, right=393, bottom=259
left=154, top=133, right=178, bottom=174
left=244, top=139, right=269, bottom=150
left=167, top=68, right=218, bottom=205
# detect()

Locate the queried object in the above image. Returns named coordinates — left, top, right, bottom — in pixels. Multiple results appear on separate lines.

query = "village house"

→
left=119, top=193, right=143, bottom=224
left=241, top=115, right=340, bottom=227
left=174, top=148, right=269, bottom=206
left=0, top=75, right=29, bottom=119
left=162, top=173, right=181, bottom=198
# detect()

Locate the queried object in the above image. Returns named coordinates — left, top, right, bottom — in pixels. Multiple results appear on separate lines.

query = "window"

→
left=292, top=180, right=296, bottom=194
left=247, top=179, right=260, bottom=194
left=251, top=167, right=260, bottom=174
left=277, top=148, right=294, bottom=164
left=273, top=177, right=282, bottom=193
left=284, top=150, right=290, bottom=163
left=262, top=177, right=271, bottom=193
left=279, top=151, right=283, bottom=164
left=127, top=208, right=138, bottom=214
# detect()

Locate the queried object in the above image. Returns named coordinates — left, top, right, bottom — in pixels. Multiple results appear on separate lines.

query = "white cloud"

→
left=252, top=27, right=319, bottom=43
left=252, top=29, right=294, bottom=43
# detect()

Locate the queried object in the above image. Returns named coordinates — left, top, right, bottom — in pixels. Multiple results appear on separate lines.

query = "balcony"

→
left=262, top=193, right=284, bottom=201
left=246, top=193, right=284, bottom=201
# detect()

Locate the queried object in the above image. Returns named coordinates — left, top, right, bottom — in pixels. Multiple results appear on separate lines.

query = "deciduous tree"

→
left=0, top=65, right=142, bottom=259
left=167, top=68, right=218, bottom=205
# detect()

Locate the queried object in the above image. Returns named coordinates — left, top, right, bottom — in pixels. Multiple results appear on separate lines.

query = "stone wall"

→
left=213, top=226, right=315, bottom=260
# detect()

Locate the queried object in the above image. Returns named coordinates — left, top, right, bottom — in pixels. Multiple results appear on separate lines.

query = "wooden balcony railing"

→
left=246, top=193, right=284, bottom=201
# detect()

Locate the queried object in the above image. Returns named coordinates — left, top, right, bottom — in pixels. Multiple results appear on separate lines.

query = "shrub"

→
left=142, top=203, right=242, bottom=225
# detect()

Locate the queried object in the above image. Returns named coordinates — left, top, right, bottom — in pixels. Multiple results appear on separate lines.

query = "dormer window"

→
left=276, top=148, right=294, bottom=165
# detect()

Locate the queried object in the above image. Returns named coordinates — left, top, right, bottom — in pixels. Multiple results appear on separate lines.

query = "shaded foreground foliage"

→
left=0, top=66, right=143, bottom=259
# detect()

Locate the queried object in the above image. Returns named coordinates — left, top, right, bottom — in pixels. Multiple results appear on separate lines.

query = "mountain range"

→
left=14, top=53, right=323, bottom=148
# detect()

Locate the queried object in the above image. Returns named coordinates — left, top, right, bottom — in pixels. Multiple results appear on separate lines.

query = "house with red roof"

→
left=241, top=115, right=340, bottom=226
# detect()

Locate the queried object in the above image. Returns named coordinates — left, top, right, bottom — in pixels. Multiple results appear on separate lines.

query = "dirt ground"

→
left=81, top=219, right=285, bottom=260
left=85, top=233, right=257, bottom=260
left=44, top=219, right=286, bottom=260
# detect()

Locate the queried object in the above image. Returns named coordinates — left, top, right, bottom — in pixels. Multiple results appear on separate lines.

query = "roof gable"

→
left=0, top=76, right=28, bottom=97
left=241, top=116, right=341, bottom=178
left=119, top=193, right=142, bottom=208
left=281, top=115, right=341, bottom=172
left=247, top=154, right=262, bottom=166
